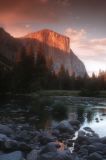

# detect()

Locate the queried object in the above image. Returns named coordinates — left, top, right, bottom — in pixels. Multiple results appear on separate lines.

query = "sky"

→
left=0, top=0, right=106, bottom=75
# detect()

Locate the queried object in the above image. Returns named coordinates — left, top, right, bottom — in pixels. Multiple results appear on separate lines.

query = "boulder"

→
left=76, top=133, right=89, bottom=145
left=101, top=137, right=106, bottom=144
left=69, top=120, right=80, bottom=130
left=0, top=133, right=9, bottom=141
left=4, top=140, right=19, bottom=151
left=52, top=129, right=60, bottom=137
left=19, top=142, right=32, bottom=152
left=15, top=130, right=31, bottom=142
left=91, top=143, right=106, bottom=154
left=56, top=150, right=73, bottom=160
left=69, top=120, right=80, bottom=126
left=78, top=130, right=85, bottom=137
left=55, top=120, right=75, bottom=135
left=27, top=149, right=38, bottom=160
left=39, top=132, right=57, bottom=145
left=76, top=130, right=100, bottom=146
left=0, top=124, right=13, bottom=136
left=39, top=150, right=73, bottom=160
left=78, top=145, right=88, bottom=157
left=40, top=142, right=60, bottom=154
left=83, top=127, right=94, bottom=133
left=88, top=145, right=97, bottom=154
left=0, top=134, right=17, bottom=151
left=71, top=153, right=80, bottom=160
left=87, top=137, right=101, bottom=144
left=88, top=152, right=103, bottom=160
left=39, top=152, right=57, bottom=160
left=0, top=151, right=23, bottom=160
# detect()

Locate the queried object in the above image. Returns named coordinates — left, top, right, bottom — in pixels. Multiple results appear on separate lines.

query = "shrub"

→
left=51, top=101, right=68, bottom=120
left=79, top=89, right=100, bottom=97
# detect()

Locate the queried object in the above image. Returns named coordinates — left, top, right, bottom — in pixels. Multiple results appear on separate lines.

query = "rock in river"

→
left=0, top=151, right=23, bottom=160
left=27, top=149, right=38, bottom=160
left=55, top=120, right=75, bottom=135
left=0, top=124, right=13, bottom=136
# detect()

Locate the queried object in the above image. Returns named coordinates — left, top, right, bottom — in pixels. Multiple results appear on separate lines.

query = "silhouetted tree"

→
left=31, top=47, right=49, bottom=90
left=58, top=65, right=70, bottom=89
left=11, top=47, right=35, bottom=92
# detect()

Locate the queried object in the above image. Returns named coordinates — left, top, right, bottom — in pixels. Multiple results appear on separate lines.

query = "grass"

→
left=99, top=91, right=106, bottom=98
left=6, top=90, right=106, bottom=98
left=31, top=90, right=106, bottom=98
left=32, top=90, right=80, bottom=96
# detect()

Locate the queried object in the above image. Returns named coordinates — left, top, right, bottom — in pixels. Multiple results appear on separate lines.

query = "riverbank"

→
left=32, top=90, right=106, bottom=98
left=0, top=119, right=106, bottom=160
left=1, top=90, right=106, bottom=99
left=0, top=94, right=106, bottom=159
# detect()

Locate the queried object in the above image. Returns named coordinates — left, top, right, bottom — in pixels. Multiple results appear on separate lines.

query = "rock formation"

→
left=0, top=28, right=87, bottom=77
left=25, top=29, right=70, bottom=54
left=23, top=29, right=87, bottom=76
left=0, top=28, right=21, bottom=63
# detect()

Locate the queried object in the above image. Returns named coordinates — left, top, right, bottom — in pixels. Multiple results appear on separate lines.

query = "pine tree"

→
left=58, top=64, right=70, bottom=90
left=32, top=47, right=48, bottom=90
left=11, top=47, right=36, bottom=92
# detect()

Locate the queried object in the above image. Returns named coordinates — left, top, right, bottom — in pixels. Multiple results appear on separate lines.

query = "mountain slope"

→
left=0, top=28, right=21, bottom=63
left=0, top=28, right=87, bottom=76
left=23, top=29, right=87, bottom=76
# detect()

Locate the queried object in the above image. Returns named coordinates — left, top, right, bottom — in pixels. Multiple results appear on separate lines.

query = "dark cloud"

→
left=0, top=0, right=106, bottom=30
left=0, top=0, right=73, bottom=37
left=56, top=0, right=71, bottom=6
left=0, top=0, right=71, bottom=24
left=0, top=0, right=106, bottom=37
left=0, top=0, right=106, bottom=74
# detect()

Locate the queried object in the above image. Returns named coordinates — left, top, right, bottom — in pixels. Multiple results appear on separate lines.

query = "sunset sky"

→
left=0, top=0, right=106, bottom=75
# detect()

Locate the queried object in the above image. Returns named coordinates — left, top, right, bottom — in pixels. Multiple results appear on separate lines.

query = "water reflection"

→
left=86, top=110, right=94, bottom=123
left=80, top=106, right=106, bottom=137
left=67, top=103, right=106, bottom=137
left=0, top=96, right=106, bottom=137
left=76, top=107, right=85, bottom=124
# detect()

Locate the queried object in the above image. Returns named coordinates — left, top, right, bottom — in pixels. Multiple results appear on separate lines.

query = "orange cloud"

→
left=91, top=39, right=106, bottom=46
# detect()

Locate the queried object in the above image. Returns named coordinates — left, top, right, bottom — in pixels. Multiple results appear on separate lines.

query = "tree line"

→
left=0, top=47, right=106, bottom=94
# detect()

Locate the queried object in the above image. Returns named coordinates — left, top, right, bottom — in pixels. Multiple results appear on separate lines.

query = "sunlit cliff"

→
left=0, top=28, right=87, bottom=77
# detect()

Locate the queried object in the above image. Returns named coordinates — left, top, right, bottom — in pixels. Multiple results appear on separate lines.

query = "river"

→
left=0, top=95, right=106, bottom=137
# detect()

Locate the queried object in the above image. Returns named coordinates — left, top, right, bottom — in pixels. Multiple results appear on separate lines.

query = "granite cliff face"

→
left=0, top=28, right=87, bottom=77
left=24, top=29, right=87, bottom=77
left=25, top=29, right=70, bottom=54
